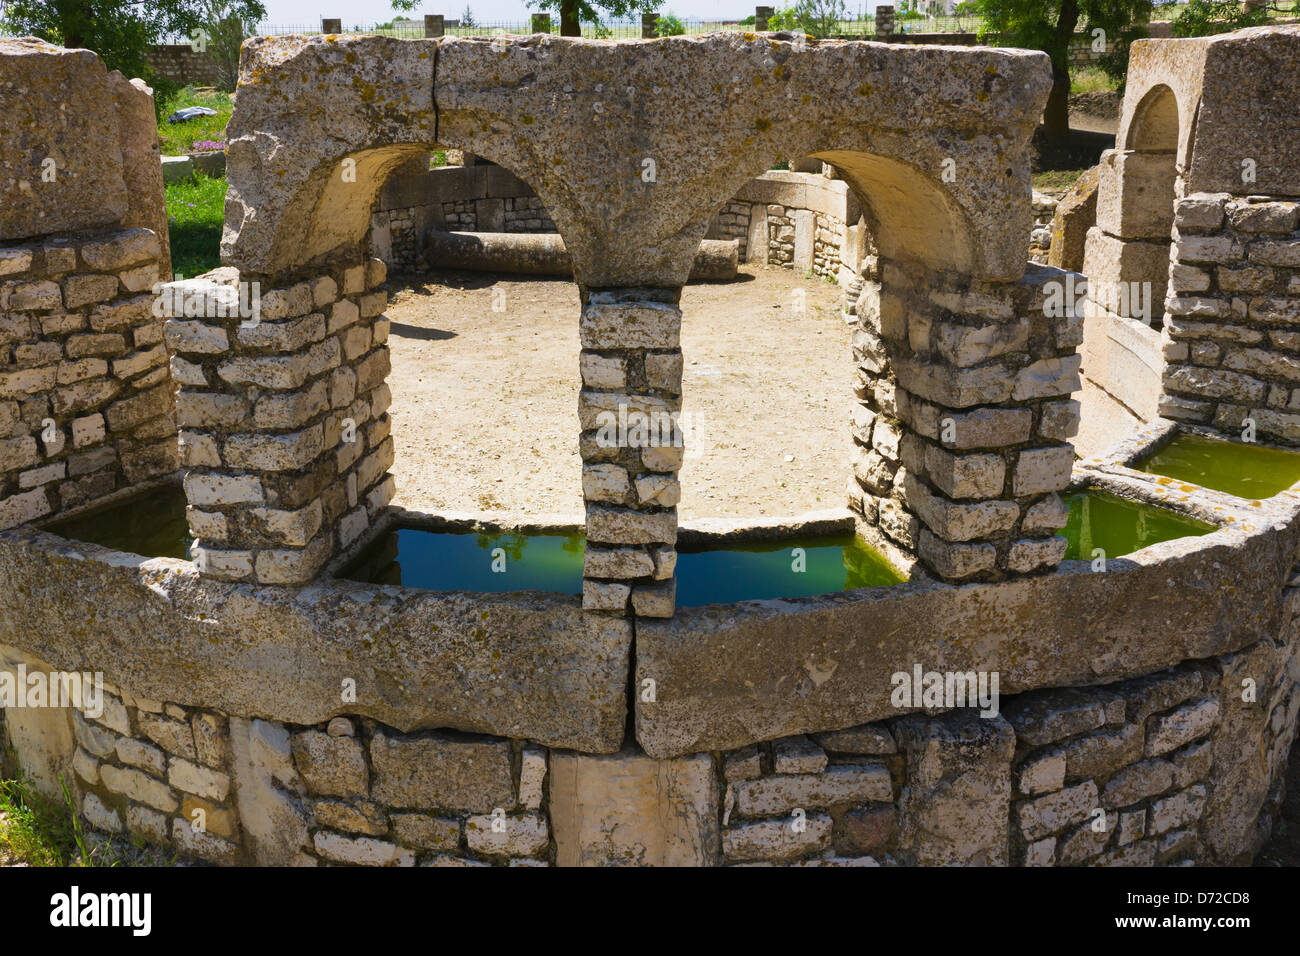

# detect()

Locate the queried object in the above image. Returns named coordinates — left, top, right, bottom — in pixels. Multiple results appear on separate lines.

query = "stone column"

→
left=755, top=6, right=773, bottom=31
left=579, top=289, right=682, bottom=619
left=850, top=260, right=1082, bottom=581
left=321, top=18, right=341, bottom=34
left=424, top=15, right=445, bottom=38
left=642, top=13, right=659, bottom=38
left=163, top=258, right=394, bottom=584
left=531, top=14, right=551, bottom=34
left=1159, top=193, right=1300, bottom=438
left=0, top=228, right=173, bottom=530
left=874, top=5, right=895, bottom=39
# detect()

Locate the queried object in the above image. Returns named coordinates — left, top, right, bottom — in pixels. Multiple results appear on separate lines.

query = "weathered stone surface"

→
left=634, top=509, right=1294, bottom=757
left=465, top=812, right=549, bottom=857
left=549, top=750, right=718, bottom=866
left=314, top=831, right=414, bottom=866
left=732, top=764, right=892, bottom=818
left=894, top=712, right=1015, bottom=865
left=723, top=813, right=832, bottom=862
left=811, top=723, right=897, bottom=755
left=222, top=34, right=1049, bottom=284
left=290, top=730, right=369, bottom=798
left=392, top=813, right=460, bottom=850
left=1015, top=780, right=1098, bottom=841
left=0, top=532, right=632, bottom=752
left=228, top=717, right=313, bottom=865
left=1145, top=697, right=1219, bottom=756
left=370, top=730, right=514, bottom=812
left=0, top=39, right=129, bottom=240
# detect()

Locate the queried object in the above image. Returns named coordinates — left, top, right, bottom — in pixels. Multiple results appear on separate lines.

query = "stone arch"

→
left=196, top=31, right=1075, bottom=601
left=1126, top=84, right=1180, bottom=154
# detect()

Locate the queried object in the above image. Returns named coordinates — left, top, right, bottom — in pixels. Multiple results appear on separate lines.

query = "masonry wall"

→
left=1159, top=194, right=1300, bottom=437
left=21, top=613, right=1293, bottom=866
left=848, top=261, right=1083, bottom=580
left=162, top=259, right=394, bottom=584
left=0, top=229, right=176, bottom=530
left=143, top=44, right=226, bottom=88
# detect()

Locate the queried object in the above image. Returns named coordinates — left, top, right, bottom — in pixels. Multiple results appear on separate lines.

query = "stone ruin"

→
left=0, top=27, right=1297, bottom=866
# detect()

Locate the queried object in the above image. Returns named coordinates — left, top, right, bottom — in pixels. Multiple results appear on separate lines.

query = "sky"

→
left=255, top=1, right=882, bottom=29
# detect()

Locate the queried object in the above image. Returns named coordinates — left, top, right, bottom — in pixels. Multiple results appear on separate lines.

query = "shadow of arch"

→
left=227, top=140, right=589, bottom=283
left=808, top=150, right=974, bottom=277
left=1126, top=84, right=1180, bottom=153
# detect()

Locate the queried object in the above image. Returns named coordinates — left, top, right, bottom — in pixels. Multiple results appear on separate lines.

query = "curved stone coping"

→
left=0, top=519, right=628, bottom=753
left=633, top=459, right=1300, bottom=757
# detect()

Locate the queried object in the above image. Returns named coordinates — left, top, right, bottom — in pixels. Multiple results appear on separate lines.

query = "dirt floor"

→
left=384, top=265, right=852, bottom=522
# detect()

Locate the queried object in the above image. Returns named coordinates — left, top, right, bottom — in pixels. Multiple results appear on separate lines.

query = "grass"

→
left=1070, top=67, right=1120, bottom=95
left=167, top=173, right=228, bottom=279
left=1033, top=168, right=1090, bottom=193
left=0, top=763, right=177, bottom=867
left=158, top=87, right=232, bottom=157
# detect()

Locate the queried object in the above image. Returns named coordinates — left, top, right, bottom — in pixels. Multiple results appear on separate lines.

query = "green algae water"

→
left=342, top=529, right=586, bottom=593
left=340, top=528, right=906, bottom=602
left=675, top=535, right=905, bottom=606
left=1062, top=490, right=1215, bottom=560
left=44, top=485, right=191, bottom=560
left=1137, top=433, right=1300, bottom=499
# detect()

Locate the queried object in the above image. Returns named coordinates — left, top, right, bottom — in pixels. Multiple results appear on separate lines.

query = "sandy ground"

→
left=384, top=266, right=851, bottom=522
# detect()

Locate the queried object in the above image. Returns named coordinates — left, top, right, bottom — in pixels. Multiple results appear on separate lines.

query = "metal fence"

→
left=247, top=15, right=988, bottom=40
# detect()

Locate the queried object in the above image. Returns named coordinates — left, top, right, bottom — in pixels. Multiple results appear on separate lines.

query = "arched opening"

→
left=1076, top=84, right=1183, bottom=438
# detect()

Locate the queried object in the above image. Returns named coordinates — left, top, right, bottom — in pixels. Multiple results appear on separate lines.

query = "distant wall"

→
left=144, top=44, right=225, bottom=87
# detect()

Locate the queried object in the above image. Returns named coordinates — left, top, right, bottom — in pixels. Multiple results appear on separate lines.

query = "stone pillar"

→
left=0, top=228, right=174, bottom=531
left=874, top=5, right=895, bottom=39
left=642, top=14, right=659, bottom=38
left=579, top=289, right=682, bottom=619
left=1084, top=148, right=1176, bottom=329
left=850, top=260, right=1082, bottom=581
left=1158, top=193, right=1300, bottom=440
left=321, top=18, right=342, bottom=34
left=755, top=6, right=773, bottom=31
left=424, top=15, right=445, bottom=38
left=531, top=13, right=551, bottom=34
left=163, top=258, right=394, bottom=584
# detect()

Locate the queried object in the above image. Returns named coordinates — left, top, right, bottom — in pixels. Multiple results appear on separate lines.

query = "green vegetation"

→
left=1033, top=167, right=1089, bottom=192
left=167, top=172, right=228, bottom=278
left=158, top=87, right=232, bottom=156
left=973, top=0, right=1153, bottom=139
left=1070, top=65, right=1119, bottom=94
left=0, top=0, right=264, bottom=90
left=1, top=771, right=177, bottom=866
left=655, top=11, right=687, bottom=35
left=1171, top=0, right=1271, bottom=36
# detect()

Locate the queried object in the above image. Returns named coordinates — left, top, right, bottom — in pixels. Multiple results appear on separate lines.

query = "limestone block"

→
left=549, top=750, right=718, bottom=866
left=894, top=712, right=1015, bottom=865
left=1095, top=149, right=1177, bottom=241
left=0, top=39, right=128, bottom=240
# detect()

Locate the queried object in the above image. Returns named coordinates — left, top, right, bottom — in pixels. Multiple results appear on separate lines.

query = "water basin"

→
left=1062, top=489, right=1215, bottom=560
left=1136, top=433, right=1300, bottom=499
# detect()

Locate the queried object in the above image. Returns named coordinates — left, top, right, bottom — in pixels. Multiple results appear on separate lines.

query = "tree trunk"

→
left=1042, top=0, right=1081, bottom=144
left=1042, top=63, right=1072, bottom=140
left=561, top=0, right=581, bottom=36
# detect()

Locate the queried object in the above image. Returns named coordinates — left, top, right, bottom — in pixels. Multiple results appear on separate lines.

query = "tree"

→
left=461, top=4, right=477, bottom=28
left=1171, top=0, right=1270, bottom=37
left=972, top=0, right=1152, bottom=142
left=0, top=0, right=265, bottom=80
left=655, top=11, right=687, bottom=36
left=768, top=1, right=849, bottom=38
left=528, top=0, right=660, bottom=36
